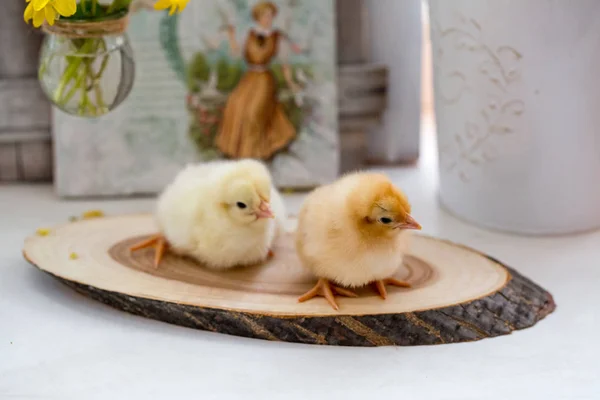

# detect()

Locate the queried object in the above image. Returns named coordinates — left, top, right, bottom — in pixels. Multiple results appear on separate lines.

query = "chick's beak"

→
left=254, top=200, right=274, bottom=219
left=395, top=214, right=422, bottom=230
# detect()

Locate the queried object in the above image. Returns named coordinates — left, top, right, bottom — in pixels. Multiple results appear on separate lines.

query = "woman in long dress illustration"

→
left=215, top=1, right=302, bottom=160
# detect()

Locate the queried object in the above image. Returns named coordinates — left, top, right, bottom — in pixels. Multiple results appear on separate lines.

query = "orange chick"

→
left=296, top=172, right=421, bottom=310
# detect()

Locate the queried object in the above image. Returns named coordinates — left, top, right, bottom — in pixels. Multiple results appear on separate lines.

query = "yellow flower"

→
left=154, top=0, right=189, bottom=15
left=36, top=228, right=51, bottom=236
left=81, top=209, right=105, bottom=219
left=24, top=0, right=77, bottom=28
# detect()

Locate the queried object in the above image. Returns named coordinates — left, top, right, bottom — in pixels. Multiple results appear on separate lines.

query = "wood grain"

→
left=0, top=79, right=51, bottom=131
left=339, top=130, right=367, bottom=173
left=338, top=64, right=388, bottom=118
left=23, top=214, right=555, bottom=346
left=336, top=0, right=367, bottom=64
left=0, top=1, right=52, bottom=182
left=19, top=140, right=53, bottom=181
left=0, top=0, right=43, bottom=78
left=0, top=143, right=19, bottom=181
left=0, top=140, right=52, bottom=181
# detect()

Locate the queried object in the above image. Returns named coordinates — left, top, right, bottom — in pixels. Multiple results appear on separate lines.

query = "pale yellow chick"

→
left=131, top=159, right=287, bottom=269
left=296, top=172, right=421, bottom=310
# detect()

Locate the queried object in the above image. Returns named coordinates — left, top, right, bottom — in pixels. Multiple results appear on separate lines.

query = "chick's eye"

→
left=380, top=217, right=392, bottom=224
left=236, top=202, right=247, bottom=209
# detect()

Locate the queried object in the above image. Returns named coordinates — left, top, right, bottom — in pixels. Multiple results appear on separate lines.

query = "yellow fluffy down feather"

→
left=156, top=159, right=287, bottom=269
left=296, top=171, right=421, bottom=288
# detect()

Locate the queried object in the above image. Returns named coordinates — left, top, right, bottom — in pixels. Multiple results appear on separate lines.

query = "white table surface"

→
left=1, top=131, right=599, bottom=399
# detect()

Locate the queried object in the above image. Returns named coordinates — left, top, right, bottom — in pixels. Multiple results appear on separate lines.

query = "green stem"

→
left=53, top=39, right=97, bottom=103
left=38, top=53, right=55, bottom=77
left=92, top=0, right=98, bottom=16
left=89, top=40, right=107, bottom=114
left=79, top=84, right=89, bottom=116
left=59, top=65, right=87, bottom=105
left=106, top=0, right=119, bottom=14
left=107, top=0, right=133, bottom=14
left=93, top=80, right=106, bottom=112
left=53, top=60, right=80, bottom=103
left=93, top=40, right=109, bottom=80
left=50, top=34, right=114, bottom=116
left=82, top=51, right=96, bottom=115
left=80, top=63, right=99, bottom=117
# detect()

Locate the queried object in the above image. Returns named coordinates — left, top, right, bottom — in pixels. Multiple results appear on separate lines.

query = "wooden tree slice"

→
left=23, top=214, right=555, bottom=347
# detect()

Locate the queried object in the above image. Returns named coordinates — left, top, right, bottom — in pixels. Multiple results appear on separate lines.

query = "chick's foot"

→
left=372, top=278, right=411, bottom=299
left=129, top=234, right=169, bottom=268
left=298, top=278, right=358, bottom=310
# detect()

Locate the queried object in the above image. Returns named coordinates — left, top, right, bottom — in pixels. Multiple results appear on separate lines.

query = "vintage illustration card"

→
left=54, top=0, right=338, bottom=197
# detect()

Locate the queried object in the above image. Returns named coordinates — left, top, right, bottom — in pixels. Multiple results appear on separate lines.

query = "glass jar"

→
left=38, top=25, right=135, bottom=118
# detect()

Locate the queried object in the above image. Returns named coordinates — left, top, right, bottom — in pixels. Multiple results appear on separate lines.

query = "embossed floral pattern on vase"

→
left=431, top=13, right=525, bottom=182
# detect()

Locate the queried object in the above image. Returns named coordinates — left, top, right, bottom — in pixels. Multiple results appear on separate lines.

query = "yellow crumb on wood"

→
left=36, top=228, right=51, bottom=236
left=81, top=210, right=105, bottom=219
left=69, top=252, right=79, bottom=260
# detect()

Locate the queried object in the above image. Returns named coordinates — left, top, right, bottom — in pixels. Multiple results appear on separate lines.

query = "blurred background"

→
left=1, top=0, right=429, bottom=188
left=3, top=0, right=600, bottom=235
left=2, top=1, right=600, bottom=398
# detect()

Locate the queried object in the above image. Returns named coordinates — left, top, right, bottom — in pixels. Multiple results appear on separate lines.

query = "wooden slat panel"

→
left=338, top=75, right=387, bottom=93
left=338, top=64, right=388, bottom=117
left=336, top=0, right=367, bottom=64
left=19, top=140, right=53, bottom=181
left=0, top=143, right=19, bottom=181
left=0, top=79, right=51, bottom=130
left=339, top=115, right=381, bottom=132
left=0, top=0, right=44, bottom=78
left=0, top=130, right=51, bottom=143
left=339, top=130, right=366, bottom=173
left=339, top=95, right=387, bottom=116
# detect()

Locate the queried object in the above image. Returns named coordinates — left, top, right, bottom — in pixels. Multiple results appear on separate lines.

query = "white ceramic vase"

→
left=429, top=0, right=600, bottom=235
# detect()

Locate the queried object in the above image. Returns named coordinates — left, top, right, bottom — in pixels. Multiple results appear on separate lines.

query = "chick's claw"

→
left=372, top=278, right=411, bottom=300
left=298, top=278, right=358, bottom=310
left=129, top=234, right=169, bottom=268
